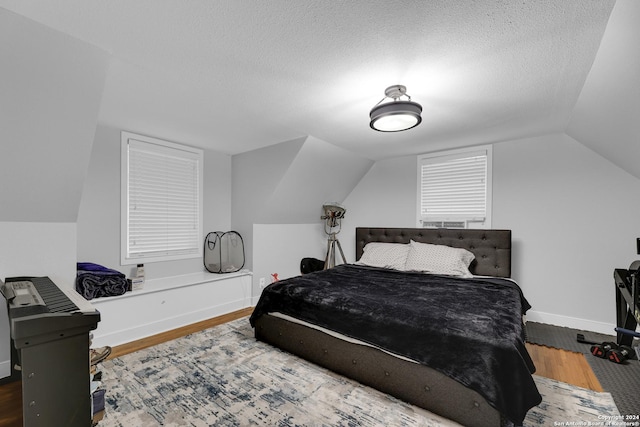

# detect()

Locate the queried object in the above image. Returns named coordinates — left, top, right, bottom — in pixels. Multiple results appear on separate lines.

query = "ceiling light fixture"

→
left=369, top=85, right=422, bottom=132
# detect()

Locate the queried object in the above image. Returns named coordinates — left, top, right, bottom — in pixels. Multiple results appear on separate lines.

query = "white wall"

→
left=77, top=124, right=233, bottom=280
left=339, top=155, right=420, bottom=260
left=493, top=133, right=640, bottom=333
left=232, top=136, right=373, bottom=273
left=252, top=223, right=326, bottom=304
left=336, top=133, right=640, bottom=334
left=231, top=137, right=306, bottom=271
left=0, top=222, right=77, bottom=378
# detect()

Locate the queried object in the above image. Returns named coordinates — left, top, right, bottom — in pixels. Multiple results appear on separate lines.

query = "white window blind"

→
left=121, top=132, right=203, bottom=263
left=417, top=146, right=492, bottom=227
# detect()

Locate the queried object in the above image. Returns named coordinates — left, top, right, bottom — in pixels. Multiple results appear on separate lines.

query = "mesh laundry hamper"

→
left=204, top=231, right=245, bottom=273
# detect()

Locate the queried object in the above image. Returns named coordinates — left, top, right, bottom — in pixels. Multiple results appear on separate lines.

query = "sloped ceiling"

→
left=0, top=0, right=616, bottom=162
left=232, top=136, right=373, bottom=225
left=0, top=8, right=107, bottom=222
left=261, top=136, right=374, bottom=223
left=566, top=0, right=640, bottom=180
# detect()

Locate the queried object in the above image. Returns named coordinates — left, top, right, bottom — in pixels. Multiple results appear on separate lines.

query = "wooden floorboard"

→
left=0, top=379, right=22, bottom=427
left=526, top=342, right=603, bottom=392
left=0, top=310, right=604, bottom=426
left=108, top=306, right=254, bottom=359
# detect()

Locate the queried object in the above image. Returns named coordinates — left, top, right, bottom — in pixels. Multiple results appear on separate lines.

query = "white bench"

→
left=90, top=270, right=252, bottom=348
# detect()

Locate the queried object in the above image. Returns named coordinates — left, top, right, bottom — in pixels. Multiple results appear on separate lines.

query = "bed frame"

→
left=254, top=227, right=513, bottom=426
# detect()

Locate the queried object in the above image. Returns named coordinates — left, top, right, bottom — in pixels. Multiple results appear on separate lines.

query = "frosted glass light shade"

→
left=369, top=100, right=422, bottom=132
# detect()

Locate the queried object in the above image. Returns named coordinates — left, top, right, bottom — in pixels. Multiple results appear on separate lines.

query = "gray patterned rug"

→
left=98, top=318, right=619, bottom=426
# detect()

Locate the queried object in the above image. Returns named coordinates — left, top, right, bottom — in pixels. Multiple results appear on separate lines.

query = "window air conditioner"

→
left=421, top=220, right=468, bottom=229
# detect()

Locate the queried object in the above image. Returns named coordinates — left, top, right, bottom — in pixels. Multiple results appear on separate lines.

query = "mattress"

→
left=269, top=311, right=421, bottom=364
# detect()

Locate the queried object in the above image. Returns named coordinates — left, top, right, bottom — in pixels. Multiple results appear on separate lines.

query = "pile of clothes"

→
left=76, top=262, right=129, bottom=300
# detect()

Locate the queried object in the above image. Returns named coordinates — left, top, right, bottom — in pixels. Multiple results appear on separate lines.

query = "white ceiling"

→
left=0, top=0, right=617, bottom=160
left=566, top=0, right=640, bottom=181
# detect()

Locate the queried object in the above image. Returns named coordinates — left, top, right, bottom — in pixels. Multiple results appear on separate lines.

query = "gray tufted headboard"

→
left=355, top=227, right=512, bottom=278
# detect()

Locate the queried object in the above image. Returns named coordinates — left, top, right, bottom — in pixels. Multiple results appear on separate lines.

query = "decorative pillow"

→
left=356, top=242, right=410, bottom=270
left=403, top=240, right=475, bottom=277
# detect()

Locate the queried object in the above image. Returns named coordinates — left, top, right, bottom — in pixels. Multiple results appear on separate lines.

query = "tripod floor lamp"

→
left=321, top=203, right=347, bottom=269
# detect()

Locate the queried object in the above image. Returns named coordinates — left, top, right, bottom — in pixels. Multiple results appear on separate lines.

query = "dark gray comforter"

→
left=250, top=264, right=541, bottom=425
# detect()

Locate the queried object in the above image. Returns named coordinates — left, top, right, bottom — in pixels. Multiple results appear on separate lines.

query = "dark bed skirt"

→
left=254, top=314, right=502, bottom=427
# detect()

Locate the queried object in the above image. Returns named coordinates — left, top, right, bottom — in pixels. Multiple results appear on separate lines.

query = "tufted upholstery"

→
left=355, top=228, right=511, bottom=278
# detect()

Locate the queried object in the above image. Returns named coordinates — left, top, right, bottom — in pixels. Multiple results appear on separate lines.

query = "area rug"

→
left=98, top=318, right=619, bottom=426
left=526, top=321, right=640, bottom=416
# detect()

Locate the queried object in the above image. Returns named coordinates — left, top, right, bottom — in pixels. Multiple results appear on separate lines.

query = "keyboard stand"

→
left=20, top=331, right=92, bottom=426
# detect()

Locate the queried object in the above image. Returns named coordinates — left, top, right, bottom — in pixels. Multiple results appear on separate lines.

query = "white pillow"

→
left=356, top=242, right=410, bottom=270
left=403, top=240, right=475, bottom=277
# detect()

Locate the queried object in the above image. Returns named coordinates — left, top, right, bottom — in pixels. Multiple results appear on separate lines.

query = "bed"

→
left=250, top=227, right=541, bottom=426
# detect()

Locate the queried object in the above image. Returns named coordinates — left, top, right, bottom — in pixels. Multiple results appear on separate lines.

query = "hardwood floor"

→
left=526, top=342, right=603, bottom=392
left=107, top=307, right=254, bottom=359
left=0, top=309, right=602, bottom=426
left=0, top=380, right=21, bottom=427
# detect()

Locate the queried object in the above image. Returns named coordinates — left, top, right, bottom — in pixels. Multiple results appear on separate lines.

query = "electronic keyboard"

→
left=2, top=276, right=99, bottom=348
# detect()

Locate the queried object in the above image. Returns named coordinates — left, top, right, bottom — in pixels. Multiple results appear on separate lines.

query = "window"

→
left=121, top=131, right=203, bottom=264
left=417, top=145, right=492, bottom=229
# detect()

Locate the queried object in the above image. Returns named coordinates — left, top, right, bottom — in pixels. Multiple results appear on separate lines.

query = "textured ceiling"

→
left=0, top=0, right=616, bottom=160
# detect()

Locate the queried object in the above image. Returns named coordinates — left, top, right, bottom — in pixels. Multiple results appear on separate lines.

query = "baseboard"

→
left=0, top=359, right=11, bottom=380
left=526, top=310, right=616, bottom=336
left=91, top=299, right=250, bottom=348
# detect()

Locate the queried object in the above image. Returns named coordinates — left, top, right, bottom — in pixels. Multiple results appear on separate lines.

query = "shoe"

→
left=90, top=346, right=112, bottom=366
